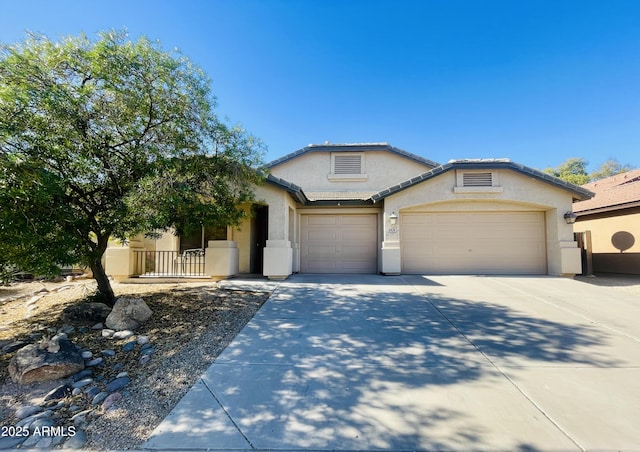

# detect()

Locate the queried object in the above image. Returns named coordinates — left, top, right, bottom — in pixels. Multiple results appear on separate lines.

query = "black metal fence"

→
left=133, top=249, right=206, bottom=277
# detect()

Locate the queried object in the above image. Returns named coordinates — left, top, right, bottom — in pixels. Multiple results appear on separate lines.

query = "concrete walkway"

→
left=144, top=274, right=640, bottom=451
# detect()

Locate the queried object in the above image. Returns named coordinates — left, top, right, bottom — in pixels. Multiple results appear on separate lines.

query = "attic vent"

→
left=334, top=154, right=363, bottom=174
left=463, top=172, right=493, bottom=187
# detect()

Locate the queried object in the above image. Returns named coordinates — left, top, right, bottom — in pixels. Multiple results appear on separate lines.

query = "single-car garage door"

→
left=301, top=214, right=377, bottom=273
left=401, top=211, right=546, bottom=274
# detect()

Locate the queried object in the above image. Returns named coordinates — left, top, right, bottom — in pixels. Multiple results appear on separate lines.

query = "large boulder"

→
left=105, top=297, right=152, bottom=331
left=9, top=337, right=84, bottom=384
left=61, top=302, right=112, bottom=323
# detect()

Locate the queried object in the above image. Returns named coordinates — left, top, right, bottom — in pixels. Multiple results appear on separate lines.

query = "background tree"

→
left=544, top=157, right=636, bottom=184
left=0, top=31, right=264, bottom=304
left=543, top=157, right=590, bottom=185
left=589, top=158, right=634, bottom=182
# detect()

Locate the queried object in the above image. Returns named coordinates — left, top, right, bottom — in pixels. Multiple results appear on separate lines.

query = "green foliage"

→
left=0, top=30, right=264, bottom=300
left=589, top=159, right=634, bottom=182
left=544, top=157, right=636, bottom=185
left=543, top=157, right=590, bottom=185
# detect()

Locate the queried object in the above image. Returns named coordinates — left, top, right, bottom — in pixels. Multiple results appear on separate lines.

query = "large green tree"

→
left=0, top=31, right=264, bottom=304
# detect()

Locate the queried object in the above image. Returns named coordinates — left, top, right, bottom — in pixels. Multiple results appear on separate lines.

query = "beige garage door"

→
left=401, top=212, right=546, bottom=274
left=301, top=214, right=377, bottom=273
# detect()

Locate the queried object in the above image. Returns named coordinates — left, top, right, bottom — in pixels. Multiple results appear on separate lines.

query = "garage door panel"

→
left=401, top=211, right=546, bottom=274
left=301, top=214, right=377, bottom=273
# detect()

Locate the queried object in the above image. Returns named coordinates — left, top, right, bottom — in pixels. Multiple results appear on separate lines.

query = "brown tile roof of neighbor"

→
left=574, top=168, right=640, bottom=215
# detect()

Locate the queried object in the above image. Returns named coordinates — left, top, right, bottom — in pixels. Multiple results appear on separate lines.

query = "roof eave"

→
left=371, top=161, right=595, bottom=202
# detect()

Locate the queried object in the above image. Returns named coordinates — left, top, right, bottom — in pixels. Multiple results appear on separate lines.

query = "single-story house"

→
left=573, top=169, right=640, bottom=275
left=105, top=142, right=593, bottom=279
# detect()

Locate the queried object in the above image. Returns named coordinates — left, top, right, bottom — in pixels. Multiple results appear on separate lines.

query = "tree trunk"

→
left=90, top=258, right=116, bottom=307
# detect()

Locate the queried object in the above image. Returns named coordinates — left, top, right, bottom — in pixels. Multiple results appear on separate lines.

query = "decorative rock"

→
left=113, top=330, right=134, bottom=340
left=106, top=376, right=130, bottom=392
left=2, top=340, right=28, bottom=353
left=92, top=322, right=104, bottom=330
left=71, top=409, right=92, bottom=425
left=116, top=371, right=129, bottom=378
left=35, top=436, right=53, bottom=448
left=72, top=388, right=82, bottom=396
left=84, top=386, right=100, bottom=398
left=72, top=378, right=93, bottom=389
left=101, top=349, right=116, bottom=357
left=138, top=355, right=151, bottom=366
left=61, top=302, right=112, bottom=323
left=101, top=392, right=122, bottom=411
left=31, top=417, right=56, bottom=429
left=0, top=436, right=27, bottom=449
left=122, top=341, right=136, bottom=352
left=105, top=297, right=152, bottom=331
left=112, top=362, right=124, bottom=372
left=137, top=335, right=150, bottom=345
left=58, top=325, right=75, bottom=335
left=17, top=410, right=52, bottom=428
left=20, top=434, right=42, bottom=448
left=101, top=329, right=115, bottom=338
left=71, top=369, right=93, bottom=382
left=92, top=391, right=109, bottom=405
left=8, top=338, right=84, bottom=384
left=78, top=326, right=89, bottom=333
left=44, top=383, right=72, bottom=401
left=64, top=429, right=87, bottom=449
left=15, top=405, right=42, bottom=419
left=140, top=347, right=155, bottom=356
left=140, top=342, right=153, bottom=351
left=81, top=350, right=93, bottom=359
left=69, top=405, right=81, bottom=412
left=85, top=357, right=104, bottom=367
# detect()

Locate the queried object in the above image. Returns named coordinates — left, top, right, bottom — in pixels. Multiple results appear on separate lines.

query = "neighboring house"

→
left=105, top=142, right=593, bottom=279
left=573, top=169, right=640, bottom=275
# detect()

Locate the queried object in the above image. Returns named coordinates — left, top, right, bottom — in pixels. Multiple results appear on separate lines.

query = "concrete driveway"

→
left=144, top=274, right=640, bottom=451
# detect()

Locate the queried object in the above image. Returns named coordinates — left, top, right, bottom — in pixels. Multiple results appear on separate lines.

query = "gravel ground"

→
left=0, top=277, right=270, bottom=450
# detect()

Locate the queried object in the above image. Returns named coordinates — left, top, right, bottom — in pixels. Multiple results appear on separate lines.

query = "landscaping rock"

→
left=64, top=429, right=87, bottom=449
left=101, top=328, right=115, bottom=338
left=8, top=338, right=84, bottom=384
left=113, top=330, right=134, bottom=339
left=105, top=297, right=152, bottom=331
left=137, top=335, right=149, bottom=345
left=62, top=302, right=112, bottom=323
left=71, top=369, right=93, bottom=382
left=91, top=391, right=109, bottom=405
left=15, top=405, right=42, bottom=419
left=72, top=378, right=93, bottom=389
left=106, top=376, right=130, bottom=392
left=43, top=383, right=72, bottom=401
left=101, top=392, right=122, bottom=411
left=102, top=349, right=116, bottom=357
left=2, top=340, right=29, bottom=354
left=85, top=357, right=104, bottom=367
left=122, top=341, right=136, bottom=352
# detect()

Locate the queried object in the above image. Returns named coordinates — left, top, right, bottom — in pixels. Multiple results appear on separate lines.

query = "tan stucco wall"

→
left=381, top=169, right=580, bottom=276
left=574, top=212, right=640, bottom=253
left=270, top=151, right=432, bottom=192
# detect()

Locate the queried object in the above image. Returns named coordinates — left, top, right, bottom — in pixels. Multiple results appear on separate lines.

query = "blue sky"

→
left=2, top=0, right=639, bottom=171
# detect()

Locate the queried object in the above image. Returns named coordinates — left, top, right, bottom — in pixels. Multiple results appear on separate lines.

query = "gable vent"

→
left=463, top=172, right=493, bottom=187
left=334, top=154, right=363, bottom=174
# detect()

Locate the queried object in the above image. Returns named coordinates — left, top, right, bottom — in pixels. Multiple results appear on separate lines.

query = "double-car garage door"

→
left=401, top=211, right=546, bottom=274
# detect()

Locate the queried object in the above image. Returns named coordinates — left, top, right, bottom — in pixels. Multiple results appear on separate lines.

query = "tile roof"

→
left=305, top=191, right=378, bottom=201
left=573, top=169, right=640, bottom=214
left=266, top=142, right=440, bottom=169
left=371, top=159, right=594, bottom=202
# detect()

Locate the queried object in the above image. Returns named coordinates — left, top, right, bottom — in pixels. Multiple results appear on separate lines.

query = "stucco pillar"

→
left=381, top=209, right=401, bottom=275
left=104, top=239, right=145, bottom=280
left=263, top=240, right=292, bottom=280
left=558, top=240, right=582, bottom=276
left=205, top=241, right=239, bottom=277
